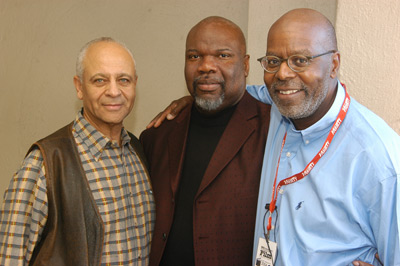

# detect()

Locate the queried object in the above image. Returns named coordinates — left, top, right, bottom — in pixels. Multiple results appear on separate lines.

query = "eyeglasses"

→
left=257, top=50, right=336, bottom=73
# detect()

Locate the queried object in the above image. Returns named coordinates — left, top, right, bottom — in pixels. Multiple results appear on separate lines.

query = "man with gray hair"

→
left=0, top=37, right=155, bottom=265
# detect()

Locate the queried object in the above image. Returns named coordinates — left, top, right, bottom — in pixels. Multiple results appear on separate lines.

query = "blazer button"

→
left=162, top=233, right=167, bottom=241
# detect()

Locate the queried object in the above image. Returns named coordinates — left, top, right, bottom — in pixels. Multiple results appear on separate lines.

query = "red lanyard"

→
left=266, top=84, right=351, bottom=232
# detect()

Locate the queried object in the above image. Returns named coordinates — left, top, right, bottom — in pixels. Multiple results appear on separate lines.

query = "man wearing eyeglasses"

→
left=150, top=8, right=400, bottom=266
left=248, top=8, right=400, bottom=266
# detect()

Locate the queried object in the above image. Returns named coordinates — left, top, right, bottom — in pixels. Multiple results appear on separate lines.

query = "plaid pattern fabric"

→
left=0, top=111, right=155, bottom=265
left=0, top=149, right=47, bottom=265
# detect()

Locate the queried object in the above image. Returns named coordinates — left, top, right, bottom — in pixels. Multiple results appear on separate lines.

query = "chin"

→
left=102, top=114, right=126, bottom=124
left=195, top=97, right=223, bottom=112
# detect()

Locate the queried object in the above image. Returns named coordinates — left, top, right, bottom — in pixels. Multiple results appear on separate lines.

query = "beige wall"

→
left=336, top=0, right=400, bottom=133
left=1, top=1, right=399, bottom=204
left=0, top=0, right=249, bottom=200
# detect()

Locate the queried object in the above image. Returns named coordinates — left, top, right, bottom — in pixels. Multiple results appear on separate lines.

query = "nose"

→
left=105, top=80, right=121, bottom=97
left=275, top=60, right=296, bottom=80
left=197, top=55, right=217, bottom=74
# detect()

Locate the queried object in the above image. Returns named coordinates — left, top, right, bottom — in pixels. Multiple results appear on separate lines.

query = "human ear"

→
left=73, top=75, right=84, bottom=100
left=244, top=54, right=250, bottom=77
left=330, top=52, right=340, bottom=78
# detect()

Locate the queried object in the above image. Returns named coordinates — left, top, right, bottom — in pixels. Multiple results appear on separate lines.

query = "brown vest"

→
left=28, top=123, right=147, bottom=266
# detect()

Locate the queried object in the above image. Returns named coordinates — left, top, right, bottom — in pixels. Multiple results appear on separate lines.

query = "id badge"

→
left=254, top=237, right=277, bottom=266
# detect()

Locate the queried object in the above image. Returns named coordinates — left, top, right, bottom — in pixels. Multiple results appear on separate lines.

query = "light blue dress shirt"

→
left=247, top=82, right=400, bottom=265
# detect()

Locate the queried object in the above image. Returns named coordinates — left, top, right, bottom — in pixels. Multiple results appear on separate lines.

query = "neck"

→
left=82, top=112, right=123, bottom=146
left=102, top=126, right=123, bottom=146
left=191, top=103, right=237, bottom=127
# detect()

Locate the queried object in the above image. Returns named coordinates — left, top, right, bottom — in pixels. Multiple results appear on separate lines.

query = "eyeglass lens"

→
left=262, top=55, right=310, bottom=72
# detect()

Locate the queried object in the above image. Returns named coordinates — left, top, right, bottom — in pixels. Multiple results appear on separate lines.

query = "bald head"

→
left=269, top=8, right=337, bottom=51
left=187, top=16, right=247, bottom=55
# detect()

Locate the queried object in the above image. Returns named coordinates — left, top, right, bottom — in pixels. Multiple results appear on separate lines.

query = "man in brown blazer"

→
left=140, top=16, right=270, bottom=266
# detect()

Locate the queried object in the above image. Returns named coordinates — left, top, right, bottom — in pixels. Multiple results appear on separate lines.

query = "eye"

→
left=118, top=78, right=131, bottom=86
left=94, top=78, right=105, bottom=84
left=291, top=56, right=309, bottom=67
left=187, top=54, right=200, bottom=60
left=219, top=53, right=231, bottom=58
left=267, top=57, right=280, bottom=66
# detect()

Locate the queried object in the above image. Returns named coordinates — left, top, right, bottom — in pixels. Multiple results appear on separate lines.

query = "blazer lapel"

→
left=167, top=104, right=192, bottom=196
left=197, top=92, right=258, bottom=194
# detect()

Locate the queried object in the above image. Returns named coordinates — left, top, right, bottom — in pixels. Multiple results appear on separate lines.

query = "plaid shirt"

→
left=0, top=111, right=155, bottom=265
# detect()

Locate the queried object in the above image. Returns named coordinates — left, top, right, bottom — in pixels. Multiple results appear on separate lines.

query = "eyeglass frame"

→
left=257, top=50, right=337, bottom=73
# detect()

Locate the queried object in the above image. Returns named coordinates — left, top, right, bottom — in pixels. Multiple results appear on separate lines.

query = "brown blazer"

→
left=140, top=92, right=270, bottom=265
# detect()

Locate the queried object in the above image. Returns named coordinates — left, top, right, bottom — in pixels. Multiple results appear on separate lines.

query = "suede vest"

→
left=28, top=122, right=148, bottom=266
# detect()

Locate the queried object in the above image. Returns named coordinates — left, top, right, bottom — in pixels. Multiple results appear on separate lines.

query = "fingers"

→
left=170, top=96, right=194, bottom=116
left=375, top=253, right=383, bottom=266
left=352, top=253, right=381, bottom=266
left=146, top=102, right=179, bottom=129
left=146, top=112, right=165, bottom=129
left=146, top=96, right=194, bottom=129
left=352, top=260, right=374, bottom=266
left=165, top=101, right=179, bottom=121
left=165, top=96, right=193, bottom=119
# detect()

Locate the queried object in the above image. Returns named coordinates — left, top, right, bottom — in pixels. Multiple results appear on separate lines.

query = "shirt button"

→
left=305, top=140, right=310, bottom=145
left=162, top=233, right=167, bottom=241
left=286, top=152, right=291, bottom=157
left=279, top=189, right=284, bottom=194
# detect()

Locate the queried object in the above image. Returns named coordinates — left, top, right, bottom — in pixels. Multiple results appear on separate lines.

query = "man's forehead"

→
left=188, top=21, right=244, bottom=45
left=269, top=17, right=328, bottom=43
left=267, top=27, right=325, bottom=55
left=83, top=56, right=135, bottom=78
left=189, top=28, right=237, bottom=43
left=86, top=51, right=134, bottom=65
left=186, top=34, right=244, bottom=56
left=86, top=42, right=133, bottom=61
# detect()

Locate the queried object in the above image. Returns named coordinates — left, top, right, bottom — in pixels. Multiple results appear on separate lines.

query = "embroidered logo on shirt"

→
left=295, top=201, right=304, bottom=210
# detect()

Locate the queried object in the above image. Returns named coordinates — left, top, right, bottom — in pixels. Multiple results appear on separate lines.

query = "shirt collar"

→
left=282, top=80, right=345, bottom=142
left=72, top=109, right=133, bottom=161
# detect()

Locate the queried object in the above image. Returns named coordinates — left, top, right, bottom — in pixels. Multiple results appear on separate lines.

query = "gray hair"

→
left=75, top=37, right=136, bottom=81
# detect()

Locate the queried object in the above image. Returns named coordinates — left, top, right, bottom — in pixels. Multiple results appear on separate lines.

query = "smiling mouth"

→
left=103, top=104, right=123, bottom=110
left=279, top=89, right=301, bottom=95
